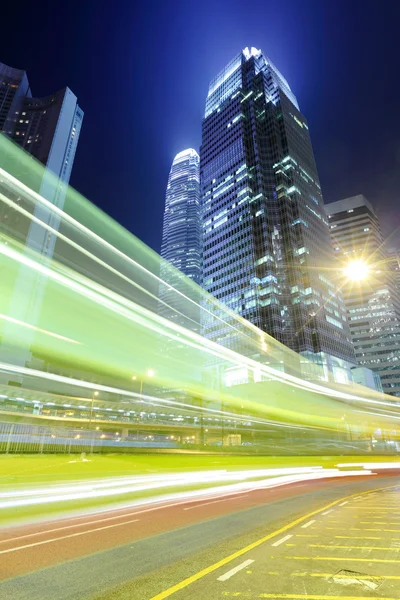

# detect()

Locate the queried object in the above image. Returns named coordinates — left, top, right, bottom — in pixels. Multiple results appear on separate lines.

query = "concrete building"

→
left=326, top=195, right=400, bottom=397
left=0, top=60, right=83, bottom=368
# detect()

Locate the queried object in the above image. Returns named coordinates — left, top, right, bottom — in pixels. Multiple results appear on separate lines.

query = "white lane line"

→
left=183, top=494, right=248, bottom=511
left=301, top=520, right=316, bottom=529
left=0, top=518, right=140, bottom=555
left=0, top=512, right=142, bottom=545
left=272, top=534, right=293, bottom=547
left=1, top=491, right=249, bottom=544
left=217, top=559, right=254, bottom=581
left=322, top=509, right=334, bottom=515
left=339, top=501, right=349, bottom=506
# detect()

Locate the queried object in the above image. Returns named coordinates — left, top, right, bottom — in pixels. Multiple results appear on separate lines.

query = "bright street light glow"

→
left=147, top=369, right=155, bottom=377
left=343, top=259, right=369, bottom=281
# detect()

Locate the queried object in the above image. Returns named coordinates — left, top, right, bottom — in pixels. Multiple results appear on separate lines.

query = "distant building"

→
left=325, top=195, right=400, bottom=397
left=0, top=61, right=83, bottom=187
left=0, top=60, right=83, bottom=368
left=161, top=149, right=201, bottom=284
left=200, top=47, right=354, bottom=379
left=387, top=248, right=400, bottom=293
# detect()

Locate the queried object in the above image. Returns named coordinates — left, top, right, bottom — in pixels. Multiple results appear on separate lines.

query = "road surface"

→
left=0, top=472, right=399, bottom=599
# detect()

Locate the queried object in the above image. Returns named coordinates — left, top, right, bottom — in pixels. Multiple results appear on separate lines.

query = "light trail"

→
left=0, top=314, right=81, bottom=345
left=1, top=133, right=400, bottom=441
left=0, top=467, right=372, bottom=511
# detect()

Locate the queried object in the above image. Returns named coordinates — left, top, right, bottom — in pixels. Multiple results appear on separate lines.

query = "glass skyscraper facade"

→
left=0, top=61, right=83, bottom=368
left=161, top=149, right=201, bottom=284
left=326, top=195, right=400, bottom=397
left=200, top=47, right=354, bottom=372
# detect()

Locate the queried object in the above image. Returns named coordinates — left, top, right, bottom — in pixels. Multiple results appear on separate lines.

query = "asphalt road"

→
left=1, top=473, right=399, bottom=600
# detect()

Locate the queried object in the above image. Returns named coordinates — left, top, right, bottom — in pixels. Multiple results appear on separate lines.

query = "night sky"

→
left=2, top=0, right=400, bottom=250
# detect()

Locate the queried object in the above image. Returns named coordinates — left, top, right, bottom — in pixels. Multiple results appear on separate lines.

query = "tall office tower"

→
left=0, top=61, right=83, bottom=367
left=325, top=195, right=400, bottom=397
left=161, top=149, right=202, bottom=284
left=0, top=62, right=30, bottom=132
left=200, top=47, right=354, bottom=377
left=387, top=248, right=400, bottom=293
left=0, top=61, right=83, bottom=191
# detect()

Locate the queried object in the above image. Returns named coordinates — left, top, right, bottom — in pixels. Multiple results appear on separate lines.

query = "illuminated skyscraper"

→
left=326, top=195, right=400, bottom=396
left=161, top=149, right=201, bottom=284
left=0, top=61, right=83, bottom=368
left=200, top=47, right=355, bottom=378
left=159, top=149, right=202, bottom=393
left=0, top=61, right=83, bottom=188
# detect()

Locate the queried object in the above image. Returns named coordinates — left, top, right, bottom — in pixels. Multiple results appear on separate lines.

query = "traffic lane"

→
left=1, top=476, right=399, bottom=600
left=157, top=483, right=400, bottom=600
left=0, top=473, right=382, bottom=580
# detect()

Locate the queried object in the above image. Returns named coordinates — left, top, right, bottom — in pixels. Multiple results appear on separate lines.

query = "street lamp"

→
left=132, top=370, right=155, bottom=417
left=343, top=259, right=369, bottom=282
left=89, top=390, right=99, bottom=428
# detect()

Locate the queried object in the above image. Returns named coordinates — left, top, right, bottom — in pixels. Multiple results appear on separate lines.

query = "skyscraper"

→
left=161, top=149, right=201, bottom=284
left=0, top=61, right=83, bottom=188
left=0, top=61, right=83, bottom=367
left=200, top=47, right=354, bottom=378
left=325, top=195, right=400, bottom=397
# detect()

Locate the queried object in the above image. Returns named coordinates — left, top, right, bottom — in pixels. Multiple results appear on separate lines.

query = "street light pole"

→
left=89, top=391, right=98, bottom=429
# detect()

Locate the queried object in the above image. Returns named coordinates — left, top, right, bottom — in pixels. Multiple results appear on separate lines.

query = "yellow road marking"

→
left=310, top=544, right=400, bottom=551
left=334, top=535, right=398, bottom=540
left=148, top=484, right=399, bottom=600
left=221, top=594, right=399, bottom=599
left=291, top=572, right=400, bottom=580
left=360, top=521, right=400, bottom=525
left=257, top=595, right=398, bottom=599
left=326, top=527, right=400, bottom=532
left=287, top=556, right=400, bottom=563
left=295, top=534, right=318, bottom=538
left=343, top=507, right=400, bottom=511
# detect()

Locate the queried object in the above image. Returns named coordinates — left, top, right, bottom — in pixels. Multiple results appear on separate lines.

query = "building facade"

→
left=0, top=61, right=83, bottom=368
left=0, top=61, right=83, bottom=187
left=161, top=149, right=201, bottom=284
left=325, top=195, right=400, bottom=397
left=200, top=47, right=354, bottom=375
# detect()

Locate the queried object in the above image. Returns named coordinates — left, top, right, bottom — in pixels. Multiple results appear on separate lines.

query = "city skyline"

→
left=1, top=0, right=399, bottom=253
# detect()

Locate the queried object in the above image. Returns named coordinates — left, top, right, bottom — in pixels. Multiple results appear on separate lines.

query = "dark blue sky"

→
left=2, top=0, right=400, bottom=250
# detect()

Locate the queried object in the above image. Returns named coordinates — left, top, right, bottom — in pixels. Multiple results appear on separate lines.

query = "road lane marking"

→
left=148, top=483, right=399, bottom=600
left=183, top=494, right=248, bottom=511
left=301, top=520, right=316, bottom=529
left=272, top=534, right=292, bottom=547
left=217, top=559, right=254, bottom=581
left=360, top=521, right=400, bottom=525
left=310, top=544, right=400, bottom=551
left=334, top=535, right=391, bottom=540
left=255, top=595, right=398, bottom=599
left=1, top=491, right=252, bottom=545
left=287, top=556, right=400, bottom=563
left=292, top=572, right=400, bottom=580
left=338, top=501, right=348, bottom=506
left=0, top=518, right=140, bottom=555
left=326, top=527, right=400, bottom=533
left=321, top=509, right=334, bottom=515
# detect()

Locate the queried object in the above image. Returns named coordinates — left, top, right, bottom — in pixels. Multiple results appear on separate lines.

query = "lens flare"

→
left=343, top=259, right=370, bottom=281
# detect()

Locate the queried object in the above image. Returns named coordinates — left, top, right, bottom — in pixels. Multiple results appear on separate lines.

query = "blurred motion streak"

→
left=0, top=134, right=400, bottom=453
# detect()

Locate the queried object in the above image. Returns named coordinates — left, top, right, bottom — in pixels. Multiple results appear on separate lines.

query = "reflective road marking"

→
left=217, top=559, right=254, bottom=581
left=272, top=534, right=293, bottom=547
